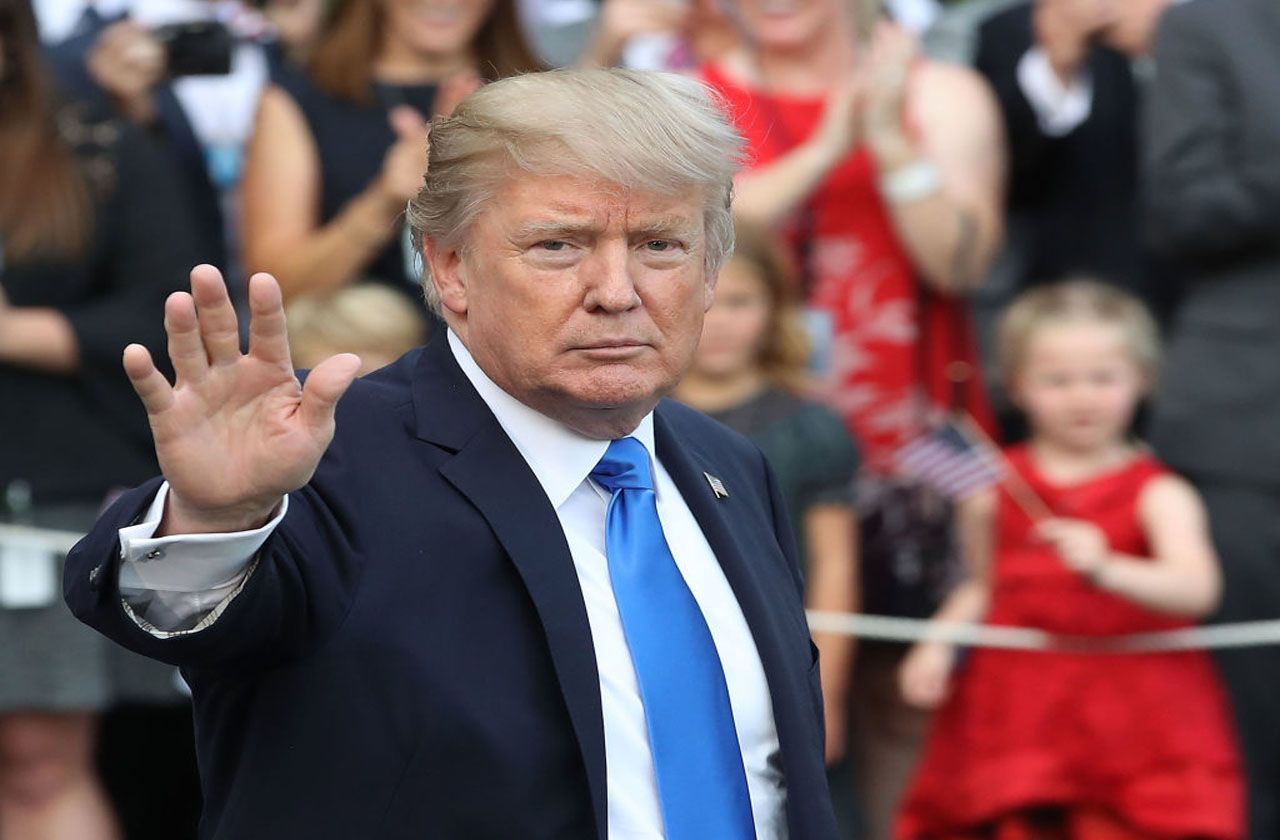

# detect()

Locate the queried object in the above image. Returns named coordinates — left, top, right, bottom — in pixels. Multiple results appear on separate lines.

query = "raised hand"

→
left=123, top=265, right=361, bottom=535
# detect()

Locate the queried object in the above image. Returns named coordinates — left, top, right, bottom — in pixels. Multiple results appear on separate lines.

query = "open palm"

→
left=123, top=265, right=361, bottom=533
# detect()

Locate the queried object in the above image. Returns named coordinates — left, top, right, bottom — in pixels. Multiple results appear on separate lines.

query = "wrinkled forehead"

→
left=475, top=170, right=709, bottom=238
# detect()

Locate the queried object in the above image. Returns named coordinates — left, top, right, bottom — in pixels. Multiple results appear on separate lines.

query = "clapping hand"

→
left=374, top=106, right=431, bottom=209
left=583, top=0, right=690, bottom=67
left=123, top=266, right=361, bottom=535
left=862, top=20, right=922, bottom=170
left=87, top=21, right=166, bottom=124
left=1033, top=0, right=1118, bottom=84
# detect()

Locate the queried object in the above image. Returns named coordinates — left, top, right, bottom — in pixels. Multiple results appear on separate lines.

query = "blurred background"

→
left=2, top=0, right=1278, bottom=837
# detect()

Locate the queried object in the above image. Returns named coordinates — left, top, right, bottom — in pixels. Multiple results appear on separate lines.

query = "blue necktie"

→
left=591, top=438, right=756, bottom=840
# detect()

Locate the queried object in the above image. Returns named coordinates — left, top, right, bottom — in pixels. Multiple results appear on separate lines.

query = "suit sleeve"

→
left=64, top=427, right=367, bottom=675
left=758, top=447, right=807, bottom=604
left=1143, top=7, right=1280, bottom=262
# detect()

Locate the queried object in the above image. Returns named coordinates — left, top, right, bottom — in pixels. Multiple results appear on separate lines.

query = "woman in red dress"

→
left=897, top=282, right=1243, bottom=840
left=699, top=3, right=1005, bottom=834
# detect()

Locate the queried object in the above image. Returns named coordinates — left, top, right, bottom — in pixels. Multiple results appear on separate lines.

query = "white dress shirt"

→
left=1017, top=45, right=1095, bottom=137
left=117, top=330, right=788, bottom=839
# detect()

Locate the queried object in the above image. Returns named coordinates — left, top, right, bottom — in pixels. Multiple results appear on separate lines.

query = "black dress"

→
left=274, top=65, right=438, bottom=301
left=0, top=104, right=203, bottom=712
left=1, top=107, right=203, bottom=507
left=704, top=387, right=859, bottom=569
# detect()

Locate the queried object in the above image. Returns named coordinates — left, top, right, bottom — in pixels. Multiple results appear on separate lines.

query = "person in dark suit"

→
left=63, top=67, right=840, bottom=839
left=973, top=0, right=1170, bottom=312
left=976, top=0, right=1141, bottom=292
left=1144, top=1, right=1280, bottom=836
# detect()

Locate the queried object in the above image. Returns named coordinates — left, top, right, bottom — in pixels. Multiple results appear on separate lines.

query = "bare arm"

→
left=730, top=82, right=860, bottom=230
left=239, top=87, right=418, bottom=301
left=803, top=503, right=858, bottom=764
left=0, top=299, right=78, bottom=374
left=870, top=61, right=1006, bottom=294
left=899, top=488, right=996, bottom=708
left=1066, top=476, right=1221, bottom=618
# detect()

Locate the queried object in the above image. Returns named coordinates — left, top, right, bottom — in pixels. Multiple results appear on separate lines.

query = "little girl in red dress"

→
left=895, top=281, right=1243, bottom=840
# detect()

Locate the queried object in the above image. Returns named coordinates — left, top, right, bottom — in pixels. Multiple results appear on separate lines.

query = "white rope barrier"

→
left=807, top=610, right=1280, bottom=653
left=5, top=524, right=1279, bottom=653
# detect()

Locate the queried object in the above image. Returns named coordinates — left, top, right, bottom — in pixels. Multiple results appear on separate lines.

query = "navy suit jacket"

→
left=65, top=335, right=840, bottom=839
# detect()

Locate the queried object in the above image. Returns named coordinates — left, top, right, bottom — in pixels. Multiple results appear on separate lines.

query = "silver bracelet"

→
left=879, top=159, right=943, bottom=204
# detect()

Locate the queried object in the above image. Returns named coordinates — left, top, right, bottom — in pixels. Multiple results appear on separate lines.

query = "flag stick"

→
left=955, top=413, right=1054, bottom=523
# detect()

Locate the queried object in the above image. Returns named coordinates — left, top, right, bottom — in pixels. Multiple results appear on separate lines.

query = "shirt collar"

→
left=446, top=329, right=656, bottom=509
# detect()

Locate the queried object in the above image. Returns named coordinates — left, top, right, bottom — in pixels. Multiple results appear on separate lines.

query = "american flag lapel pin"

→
left=704, top=472, right=729, bottom=499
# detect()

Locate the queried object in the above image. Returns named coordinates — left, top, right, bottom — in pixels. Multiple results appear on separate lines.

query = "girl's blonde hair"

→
left=998, top=279, right=1160, bottom=384
left=728, top=218, right=812, bottom=393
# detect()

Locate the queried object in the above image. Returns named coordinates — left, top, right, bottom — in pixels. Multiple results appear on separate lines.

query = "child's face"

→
left=691, top=257, right=772, bottom=380
left=1011, top=321, right=1147, bottom=453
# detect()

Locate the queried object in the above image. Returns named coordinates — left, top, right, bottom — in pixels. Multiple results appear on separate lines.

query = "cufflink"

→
left=88, top=565, right=103, bottom=591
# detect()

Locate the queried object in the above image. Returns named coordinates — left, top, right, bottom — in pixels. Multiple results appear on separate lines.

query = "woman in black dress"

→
left=0, top=0, right=202, bottom=835
left=240, top=0, right=542, bottom=321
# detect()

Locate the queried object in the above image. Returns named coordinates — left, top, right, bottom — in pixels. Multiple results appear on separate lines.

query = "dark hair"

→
left=729, top=218, right=812, bottom=392
left=306, top=0, right=543, bottom=104
left=0, top=0, right=91, bottom=258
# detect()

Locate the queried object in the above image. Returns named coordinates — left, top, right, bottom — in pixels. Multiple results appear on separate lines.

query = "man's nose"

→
left=583, top=241, right=641, bottom=313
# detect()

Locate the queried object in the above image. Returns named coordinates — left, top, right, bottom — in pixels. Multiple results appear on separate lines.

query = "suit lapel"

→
left=411, top=338, right=608, bottom=840
left=654, top=407, right=821, bottom=833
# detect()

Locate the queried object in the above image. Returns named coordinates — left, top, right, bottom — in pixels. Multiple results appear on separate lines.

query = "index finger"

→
left=246, top=273, right=293, bottom=369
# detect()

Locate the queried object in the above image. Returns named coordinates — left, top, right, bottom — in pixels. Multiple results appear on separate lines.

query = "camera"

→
left=152, top=21, right=234, bottom=78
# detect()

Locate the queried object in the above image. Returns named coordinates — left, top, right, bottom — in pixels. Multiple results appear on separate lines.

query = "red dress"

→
left=897, top=448, right=1244, bottom=839
left=701, top=64, right=994, bottom=471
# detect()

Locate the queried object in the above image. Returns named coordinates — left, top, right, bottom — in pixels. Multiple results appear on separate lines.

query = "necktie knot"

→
left=591, top=437, right=654, bottom=493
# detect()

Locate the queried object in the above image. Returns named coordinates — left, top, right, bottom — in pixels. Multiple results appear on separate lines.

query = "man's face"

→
left=426, top=172, right=717, bottom=437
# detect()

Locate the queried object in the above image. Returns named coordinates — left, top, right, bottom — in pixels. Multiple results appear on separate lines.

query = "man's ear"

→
left=702, top=266, right=719, bottom=312
left=423, top=235, right=469, bottom=315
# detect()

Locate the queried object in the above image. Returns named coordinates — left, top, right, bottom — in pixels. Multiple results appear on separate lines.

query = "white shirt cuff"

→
left=118, top=483, right=287, bottom=592
left=116, top=483, right=286, bottom=636
left=1016, top=46, right=1094, bottom=137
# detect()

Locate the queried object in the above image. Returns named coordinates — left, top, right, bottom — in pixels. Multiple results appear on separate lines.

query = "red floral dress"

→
left=701, top=63, right=993, bottom=472
left=896, top=448, right=1244, bottom=840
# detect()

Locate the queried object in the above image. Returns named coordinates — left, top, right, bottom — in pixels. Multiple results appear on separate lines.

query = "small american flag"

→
left=894, top=419, right=1004, bottom=499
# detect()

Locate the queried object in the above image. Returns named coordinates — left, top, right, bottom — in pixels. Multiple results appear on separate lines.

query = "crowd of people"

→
left=1, top=0, right=1277, bottom=837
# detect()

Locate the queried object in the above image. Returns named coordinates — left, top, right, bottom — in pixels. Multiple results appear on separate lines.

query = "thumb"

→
left=388, top=105, right=428, bottom=142
left=300, top=353, right=362, bottom=435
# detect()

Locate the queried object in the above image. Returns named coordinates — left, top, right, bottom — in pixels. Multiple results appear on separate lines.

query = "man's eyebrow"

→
left=631, top=215, right=702, bottom=238
left=510, top=219, right=604, bottom=240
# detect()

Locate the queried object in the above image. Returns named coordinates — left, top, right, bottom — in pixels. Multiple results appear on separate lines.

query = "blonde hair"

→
left=728, top=219, right=812, bottom=392
left=406, top=68, right=745, bottom=315
left=998, top=279, right=1160, bottom=384
left=287, top=286, right=427, bottom=370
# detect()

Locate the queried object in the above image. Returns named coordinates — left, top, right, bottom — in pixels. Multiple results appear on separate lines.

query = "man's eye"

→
left=646, top=240, right=674, bottom=252
left=538, top=241, right=567, bottom=252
